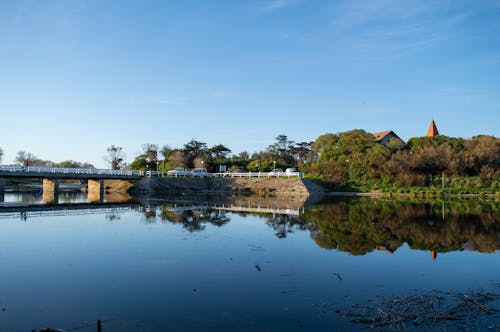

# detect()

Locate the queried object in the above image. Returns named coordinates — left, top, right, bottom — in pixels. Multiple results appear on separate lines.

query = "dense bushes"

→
left=306, top=130, right=499, bottom=191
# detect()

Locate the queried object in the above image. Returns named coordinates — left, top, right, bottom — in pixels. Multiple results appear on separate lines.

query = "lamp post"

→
left=201, top=160, right=204, bottom=169
left=273, top=160, right=276, bottom=170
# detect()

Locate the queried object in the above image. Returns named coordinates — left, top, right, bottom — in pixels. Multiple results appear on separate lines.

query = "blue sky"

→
left=0, top=0, right=499, bottom=168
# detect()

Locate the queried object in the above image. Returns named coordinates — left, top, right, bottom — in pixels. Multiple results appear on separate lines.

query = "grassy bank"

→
left=306, top=175, right=500, bottom=199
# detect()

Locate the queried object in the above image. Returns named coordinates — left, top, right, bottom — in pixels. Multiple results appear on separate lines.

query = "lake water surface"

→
left=0, top=192, right=498, bottom=331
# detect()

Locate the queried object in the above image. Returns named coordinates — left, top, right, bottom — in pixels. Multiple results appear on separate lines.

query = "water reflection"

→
left=158, top=207, right=230, bottom=231
left=2, top=190, right=117, bottom=204
left=0, top=193, right=498, bottom=331
left=141, top=197, right=499, bottom=257
left=1, top=192, right=498, bottom=257
left=302, top=198, right=499, bottom=256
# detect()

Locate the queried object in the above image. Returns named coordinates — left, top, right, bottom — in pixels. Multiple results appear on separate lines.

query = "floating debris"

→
left=333, top=273, right=343, bottom=281
left=337, top=288, right=500, bottom=331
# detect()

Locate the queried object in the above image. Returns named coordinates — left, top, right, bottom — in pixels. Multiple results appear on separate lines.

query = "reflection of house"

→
left=375, top=245, right=394, bottom=254
left=427, top=120, right=439, bottom=137
left=373, top=130, right=405, bottom=147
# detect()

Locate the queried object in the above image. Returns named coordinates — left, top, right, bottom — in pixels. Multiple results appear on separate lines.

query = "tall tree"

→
left=267, top=134, right=295, bottom=164
left=183, top=139, right=208, bottom=168
left=142, top=144, right=159, bottom=164
left=209, top=144, right=231, bottom=160
left=290, top=141, right=313, bottom=165
left=183, top=139, right=208, bottom=157
left=105, top=145, right=126, bottom=169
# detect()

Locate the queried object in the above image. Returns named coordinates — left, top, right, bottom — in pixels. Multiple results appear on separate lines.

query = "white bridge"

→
left=0, top=165, right=304, bottom=204
left=0, top=165, right=303, bottom=179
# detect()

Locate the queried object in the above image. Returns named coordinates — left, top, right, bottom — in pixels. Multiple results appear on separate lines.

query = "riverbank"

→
left=327, top=191, right=499, bottom=199
left=79, top=177, right=497, bottom=200
left=130, top=176, right=325, bottom=196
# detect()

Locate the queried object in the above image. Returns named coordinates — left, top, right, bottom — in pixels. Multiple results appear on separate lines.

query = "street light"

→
left=273, top=160, right=276, bottom=170
left=201, top=160, right=204, bottom=169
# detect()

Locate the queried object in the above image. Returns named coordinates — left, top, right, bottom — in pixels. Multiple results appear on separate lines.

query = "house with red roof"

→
left=372, top=130, right=405, bottom=147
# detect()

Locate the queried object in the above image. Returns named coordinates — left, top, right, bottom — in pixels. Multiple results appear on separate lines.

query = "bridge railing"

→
left=0, top=165, right=144, bottom=177
left=215, top=171, right=303, bottom=178
left=146, top=170, right=304, bottom=178
left=0, top=165, right=304, bottom=178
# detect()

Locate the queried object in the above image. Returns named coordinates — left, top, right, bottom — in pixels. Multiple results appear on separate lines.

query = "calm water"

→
left=0, top=193, right=498, bottom=331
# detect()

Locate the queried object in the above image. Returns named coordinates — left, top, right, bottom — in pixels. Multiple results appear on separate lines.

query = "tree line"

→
left=2, top=129, right=498, bottom=191
left=118, top=135, right=312, bottom=173
left=307, top=130, right=499, bottom=190
left=0, top=149, right=95, bottom=169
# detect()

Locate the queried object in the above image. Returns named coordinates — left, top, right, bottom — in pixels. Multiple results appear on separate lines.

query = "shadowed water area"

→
left=0, top=192, right=498, bottom=331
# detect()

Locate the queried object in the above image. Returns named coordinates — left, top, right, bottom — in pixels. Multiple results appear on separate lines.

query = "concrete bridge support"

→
left=0, top=178, right=5, bottom=203
left=42, top=179, right=59, bottom=204
left=88, top=179, right=104, bottom=203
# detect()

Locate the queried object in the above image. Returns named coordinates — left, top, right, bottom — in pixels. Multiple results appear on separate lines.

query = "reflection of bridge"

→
left=215, top=204, right=301, bottom=216
left=161, top=203, right=301, bottom=216
left=0, top=200, right=303, bottom=221
left=0, top=203, right=136, bottom=220
left=0, top=165, right=144, bottom=204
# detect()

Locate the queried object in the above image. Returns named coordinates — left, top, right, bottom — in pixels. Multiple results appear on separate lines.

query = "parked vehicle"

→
left=167, top=167, right=188, bottom=177
left=285, top=168, right=299, bottom=176
left=268, top=168, right=284, bottom=176
left=191, top=168, right=213, bottom=177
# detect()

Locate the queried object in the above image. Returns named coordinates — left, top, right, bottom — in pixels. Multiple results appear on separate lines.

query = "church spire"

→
left=427, top=119, right=439, bottom=137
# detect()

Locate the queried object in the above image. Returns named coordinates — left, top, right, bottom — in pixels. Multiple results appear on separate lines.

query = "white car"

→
left=167, top=167, right=188, bottom=177
left=191, top=168, right=212, bottom=177
left=268, top=168, right=284, bottom=176
left=285, top=168, right=299, bottom=176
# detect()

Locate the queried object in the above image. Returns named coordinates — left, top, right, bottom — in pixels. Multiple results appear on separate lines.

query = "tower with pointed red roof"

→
left=427, top=119, right=439, bottom=137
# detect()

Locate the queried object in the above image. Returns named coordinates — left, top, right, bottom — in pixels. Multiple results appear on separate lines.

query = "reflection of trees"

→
left=158, top=206, right=230, bottom=232
left=301, top=199, right=500, bottom=255
left=265, top=214, right=313, bottom=238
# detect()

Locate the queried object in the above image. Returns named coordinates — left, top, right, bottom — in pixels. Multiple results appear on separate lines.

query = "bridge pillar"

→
left=0, top=178, right=5, bottom=203
left=88, top=179, right=104, bottom=203
left=42, top=179, right=59, bottom=204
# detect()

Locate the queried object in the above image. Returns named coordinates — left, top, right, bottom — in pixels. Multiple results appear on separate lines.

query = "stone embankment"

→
left=130, top=176, right=325, bottom=196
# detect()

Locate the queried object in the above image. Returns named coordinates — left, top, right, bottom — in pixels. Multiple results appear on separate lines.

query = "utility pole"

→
left=442, top=172, right=445, bottom=190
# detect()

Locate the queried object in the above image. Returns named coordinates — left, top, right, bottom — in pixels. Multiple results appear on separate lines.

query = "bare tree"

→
left=0, top=147, right=3, bottom=164
left=14, top=150, right=41, bottom=166
left=105, top=145, right=126, bottom=169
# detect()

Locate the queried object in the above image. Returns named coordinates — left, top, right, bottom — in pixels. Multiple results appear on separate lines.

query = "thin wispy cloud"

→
left=324, top=1, right=473, bottom=62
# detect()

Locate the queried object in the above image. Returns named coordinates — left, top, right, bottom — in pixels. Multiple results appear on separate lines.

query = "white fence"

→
left=151, top=171, right=304, bottom=178
left=0, top=165, right=143, bottom=176
left=0, top=165, right=304, bottom=179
